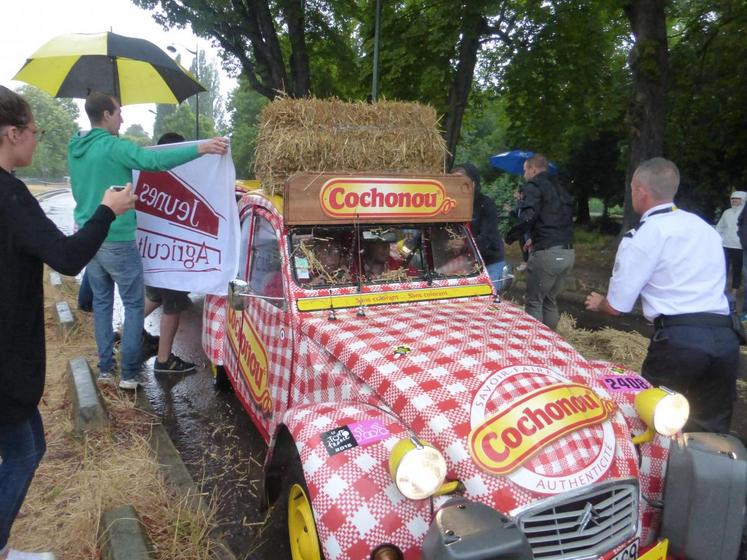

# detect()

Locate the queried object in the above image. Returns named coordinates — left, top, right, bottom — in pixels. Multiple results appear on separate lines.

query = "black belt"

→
left=653, top=312, right=732, bottom=329
left=538, top=243, right=573, bottom=251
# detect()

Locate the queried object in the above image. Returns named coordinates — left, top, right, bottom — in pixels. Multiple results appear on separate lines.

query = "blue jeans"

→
left=78, top=269, right=93, bottom=311
left=486, top=260, right=506, bottom=290
left=0, top=409, right=46, bottom=550
left=86, top=241, right=144, bottom=380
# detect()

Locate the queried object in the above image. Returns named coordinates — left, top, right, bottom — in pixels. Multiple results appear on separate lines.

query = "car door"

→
left=224, top=206, right=292, bottom=441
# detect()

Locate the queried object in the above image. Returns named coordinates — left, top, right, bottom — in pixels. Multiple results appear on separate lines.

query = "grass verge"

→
left=9, top=274, right=222, bottom=559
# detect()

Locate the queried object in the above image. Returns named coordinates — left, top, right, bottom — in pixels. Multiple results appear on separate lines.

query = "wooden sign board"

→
left=283, top=172, right=474, bottom=225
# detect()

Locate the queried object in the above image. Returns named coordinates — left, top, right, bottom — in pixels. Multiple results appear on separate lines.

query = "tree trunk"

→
left=576, top=193, right=591, bottom=225
left=281, top=0, right=311, bottom=97
left=444, top=12, right=483, bottom=170
left=622, top=0, right=669, bottom=232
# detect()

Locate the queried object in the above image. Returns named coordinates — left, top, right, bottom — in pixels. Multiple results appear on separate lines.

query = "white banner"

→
left=132, top=141, right=239, bottom=296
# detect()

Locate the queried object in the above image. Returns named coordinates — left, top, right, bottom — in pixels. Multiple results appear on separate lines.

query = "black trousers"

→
left=724, top=247, right=743, bottom=290
left=642, top=323, right=739, bottom=434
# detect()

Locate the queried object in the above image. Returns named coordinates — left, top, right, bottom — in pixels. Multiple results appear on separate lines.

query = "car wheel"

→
left=285, top=456, right=323, bottom=560
left=210, top=362, right=231, bottom=392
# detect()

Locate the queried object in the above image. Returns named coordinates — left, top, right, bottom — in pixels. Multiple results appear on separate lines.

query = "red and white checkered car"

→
left=203, top=187, right=746, bottom=560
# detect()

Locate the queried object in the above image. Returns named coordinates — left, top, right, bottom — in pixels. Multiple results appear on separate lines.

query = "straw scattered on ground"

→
left=254, top=97, right=448, bottom=195
left=9, top=275, right=221, bottom=559
left=556, top=313, right=650, bottom=372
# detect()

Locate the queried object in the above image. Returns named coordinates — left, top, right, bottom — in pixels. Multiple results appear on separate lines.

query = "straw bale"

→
left=254, top=97, right=448, bottom=195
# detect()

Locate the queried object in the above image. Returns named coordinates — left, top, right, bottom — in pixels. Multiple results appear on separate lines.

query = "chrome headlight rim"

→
left=390, top=438, right=448, bottom=500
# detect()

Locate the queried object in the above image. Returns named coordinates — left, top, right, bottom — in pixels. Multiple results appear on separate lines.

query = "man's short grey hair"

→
left=634, top=157, right=680, bottom=200
left=526, top=153, right=549, bottom=172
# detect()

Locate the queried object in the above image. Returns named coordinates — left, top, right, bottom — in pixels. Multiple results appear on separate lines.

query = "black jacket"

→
left=472, top=193, right=505, bottom=264
left=737, top=205, right=747, bottom=249
left=0, top=168, right=114, bottom=424
left=506, top=171, right=573, bottom=250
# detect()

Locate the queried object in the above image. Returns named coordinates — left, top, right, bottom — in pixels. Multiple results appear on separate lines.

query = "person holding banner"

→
left=68, top=92, right=228, bottom=390
left=1, top=85, right=136, bottom=560
left=143, top=133, right=196, bottom=374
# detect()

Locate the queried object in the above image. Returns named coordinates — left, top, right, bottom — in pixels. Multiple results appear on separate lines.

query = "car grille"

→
left=516, top=480, right=638, bottom=560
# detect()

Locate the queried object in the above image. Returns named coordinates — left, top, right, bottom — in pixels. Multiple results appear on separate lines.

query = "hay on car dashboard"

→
left=254, top=97, right=448, bottom=196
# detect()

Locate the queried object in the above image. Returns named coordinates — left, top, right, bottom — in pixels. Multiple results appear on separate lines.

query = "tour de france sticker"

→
left=321, top=426, right=359, bottom=456
left=321, top=419, right=391, bottom=456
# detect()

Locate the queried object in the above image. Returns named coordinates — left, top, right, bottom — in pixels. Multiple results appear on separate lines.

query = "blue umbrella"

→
left=489, top=150, right=558, bottom=175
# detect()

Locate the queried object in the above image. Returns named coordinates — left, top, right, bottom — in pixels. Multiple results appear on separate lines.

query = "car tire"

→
left=211, top=362, right=232, bottom=392
left=280, top=452, right=324, bottom=560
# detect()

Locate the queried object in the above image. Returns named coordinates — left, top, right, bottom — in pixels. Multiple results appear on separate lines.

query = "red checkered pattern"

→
left=203, top=194, right=669, bottom=558
left=586, top=361, right=670, bottom=544
left=202, top=294, right=226, bottom=365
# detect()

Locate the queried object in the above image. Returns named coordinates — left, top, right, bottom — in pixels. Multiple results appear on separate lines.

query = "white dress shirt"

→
left=607, top=203, right=730, bottom=321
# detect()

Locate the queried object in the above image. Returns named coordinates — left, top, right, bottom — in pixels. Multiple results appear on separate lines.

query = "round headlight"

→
left=652, top=392, right=690, bottom=436
left=635, top=387, right=690, bottom=437
left=390, top=440, right=447, bottom=500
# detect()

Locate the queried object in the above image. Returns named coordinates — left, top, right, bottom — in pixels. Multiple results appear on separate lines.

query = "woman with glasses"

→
left=0, top=85, right=136, bottom=560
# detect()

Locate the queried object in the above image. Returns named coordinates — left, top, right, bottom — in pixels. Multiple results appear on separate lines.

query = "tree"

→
left=152, top=102, right=176, bottom=140
left=188, top=50, right=226, bottom=131
left=122, top=124, right=152, bottom=147
left=161, top=103, right=216, bottom=141
left=133, top=0, right=313, bottom=99
left=16, top=86, right=79, bottom=179
left=666, top=0, right=747, bottom=220
left=227, top=78, right=268, bottom=178
left=621, top=0, right=669, bottom=231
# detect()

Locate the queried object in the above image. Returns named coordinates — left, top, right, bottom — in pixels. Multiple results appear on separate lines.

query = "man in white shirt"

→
left=585, top=157, right=739, bottom=433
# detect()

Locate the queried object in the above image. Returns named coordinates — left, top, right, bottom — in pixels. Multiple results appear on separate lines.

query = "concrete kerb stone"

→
left=99, top=505, right=154, bottom=560
left=67, top=357, right=109, bottom=434
left=135, top=390, right=237, bottom=560
left=55, top=300, right=76, bottom=337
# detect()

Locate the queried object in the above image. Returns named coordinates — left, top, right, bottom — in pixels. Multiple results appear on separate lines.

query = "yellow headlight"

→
left=635, top=387, right=689, bottom=437
left=389, top=438, right=447, bottom=500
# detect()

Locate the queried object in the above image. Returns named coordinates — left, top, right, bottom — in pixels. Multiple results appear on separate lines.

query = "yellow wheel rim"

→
left=288, top=483, right=321, bottom=560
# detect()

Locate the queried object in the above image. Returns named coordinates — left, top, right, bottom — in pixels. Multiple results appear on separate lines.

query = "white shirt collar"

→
left=641, top=202, right=675, bottom=221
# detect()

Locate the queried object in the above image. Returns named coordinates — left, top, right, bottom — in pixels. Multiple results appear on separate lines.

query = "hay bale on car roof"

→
left=254, top=97, right=448, bottom=196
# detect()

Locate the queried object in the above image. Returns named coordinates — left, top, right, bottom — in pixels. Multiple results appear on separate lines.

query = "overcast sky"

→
left=0, top=0, right=236, bottom=135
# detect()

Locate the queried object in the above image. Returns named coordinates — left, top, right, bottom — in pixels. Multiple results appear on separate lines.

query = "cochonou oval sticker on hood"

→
left=469, top=365, right=617, bottom=494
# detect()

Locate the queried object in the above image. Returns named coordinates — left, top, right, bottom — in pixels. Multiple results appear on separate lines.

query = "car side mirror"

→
left=228, top=279, right=251, bottom=311
left=495, top=264, right=514, bottom=294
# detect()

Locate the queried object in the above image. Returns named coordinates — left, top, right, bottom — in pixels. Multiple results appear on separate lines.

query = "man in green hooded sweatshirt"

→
left=69, top=91, right=228, bottom=390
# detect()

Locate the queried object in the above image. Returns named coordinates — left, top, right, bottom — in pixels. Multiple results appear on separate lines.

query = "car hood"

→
left=298, top=297, right=641, bottom=512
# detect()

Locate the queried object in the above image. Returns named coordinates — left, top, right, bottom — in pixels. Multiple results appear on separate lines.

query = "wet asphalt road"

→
left=40, top=188, right=747, bottom=559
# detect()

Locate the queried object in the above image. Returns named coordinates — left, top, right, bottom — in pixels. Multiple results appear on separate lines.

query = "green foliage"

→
left=122, top=124, right=152, bottom=147
left=666, top=0, right=747, bottom=219
left=226, top=78, right=268, bottom=179
left=16, top=86, right=79, bottom=178
left=482, top=173, right=523, bottom=235
left=456, top=94, right=512, bottom=175
left=160, top=103, right=216, bottom=142
left=187, top=51, right=225, bottom=130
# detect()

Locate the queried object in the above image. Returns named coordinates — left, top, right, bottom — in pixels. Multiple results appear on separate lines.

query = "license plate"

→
left=638, top=539, right=668, bottom=560
left=610, top=539, right=639, bottom=560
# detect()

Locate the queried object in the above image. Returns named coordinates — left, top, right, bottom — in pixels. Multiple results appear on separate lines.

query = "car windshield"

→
left=289, top=223, right=481, bottom=288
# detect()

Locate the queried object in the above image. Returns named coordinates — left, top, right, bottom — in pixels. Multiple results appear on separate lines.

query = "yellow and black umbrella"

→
left=13, top=32, right=205, bottom=105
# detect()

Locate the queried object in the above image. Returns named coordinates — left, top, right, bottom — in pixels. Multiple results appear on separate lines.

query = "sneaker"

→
left=7, top=549, right=56, bottom=560
left=118, top=374, right=148, bottom=390
left=516, top=262, right=528, bottom=272
left=97, top=371, right=115, bottom=384
left=154, top=354, right=196, bottom=374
